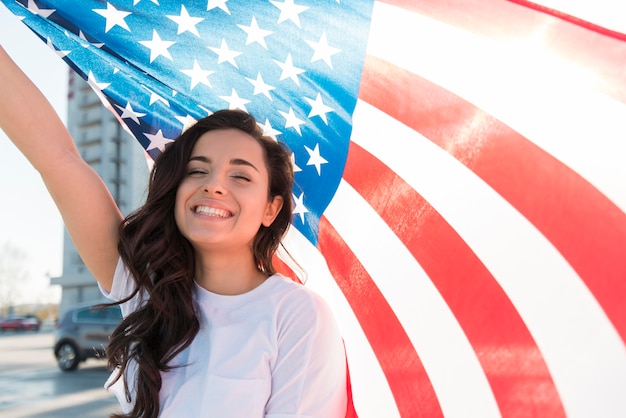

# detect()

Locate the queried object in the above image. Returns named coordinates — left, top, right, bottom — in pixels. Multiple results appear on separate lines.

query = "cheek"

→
left=173, top=188, right=187, bottom=230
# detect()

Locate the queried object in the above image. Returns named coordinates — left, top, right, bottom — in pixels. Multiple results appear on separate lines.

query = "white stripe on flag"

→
left=351, top=100, right=626, bottom=418
left=280, top=228, right=401, bottom=418
left=368, top=1, right=626, bottom=212
left=325, top=179, right=500, bottom=418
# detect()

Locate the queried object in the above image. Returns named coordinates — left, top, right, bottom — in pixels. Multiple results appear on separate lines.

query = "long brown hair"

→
left=106, top=110, right=294, bottom=418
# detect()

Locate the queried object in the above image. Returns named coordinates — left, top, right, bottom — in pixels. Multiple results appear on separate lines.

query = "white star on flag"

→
left=93, top=2, right=131, bottom=33
left=181, top=59, right=214, bottom=90
left=238, top=17, right=272, bottom=49
left=259, top=119, right=282, bottom=140
left=305, top=93, right=334, bottom=124
left=219, top=88, right=250, bottom=111
left=279, top=107, right=305, bottom=135
left=304, top=143, right=327, bottom=175
left=306, top=32, right=340, bottom=68
left=167, top=5, right=203, bottom=36
left=207, top=0, right=230, bottom=14
left=292, top=192, right=309, bottom=223
left=209, top=38, right=242, bottom=68
left=270, top=0, right=309, bottom=28
left=139, top=30, right=175, bottom=63
left=114, top=102, right=146, bottom=124
left=246, top=73, right=275, bottom=99
left=145, top=129, right=174, bottom=151
left=274, top=53, right=304, bottom=85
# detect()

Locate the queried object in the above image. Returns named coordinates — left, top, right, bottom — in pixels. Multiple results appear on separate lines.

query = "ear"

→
left=262, top=196, right=284, bottom=227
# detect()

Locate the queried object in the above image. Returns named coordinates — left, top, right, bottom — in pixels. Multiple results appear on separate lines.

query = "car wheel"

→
left=56, top=342, right=80, bottom=371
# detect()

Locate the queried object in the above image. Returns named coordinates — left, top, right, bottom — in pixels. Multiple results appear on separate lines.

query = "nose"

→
left=202, top=173, right=226, bottom=195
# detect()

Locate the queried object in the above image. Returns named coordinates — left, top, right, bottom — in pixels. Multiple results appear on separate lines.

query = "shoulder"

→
left=267, top=274, right=340, bottom=338
left=267, top=274, right=330, bottom=315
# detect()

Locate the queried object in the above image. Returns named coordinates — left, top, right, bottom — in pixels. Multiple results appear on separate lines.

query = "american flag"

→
left=3, top=0, right=626, bottom=416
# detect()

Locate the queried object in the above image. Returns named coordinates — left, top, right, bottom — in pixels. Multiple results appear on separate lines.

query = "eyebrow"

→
left=188, top=155, right=260, bottom=172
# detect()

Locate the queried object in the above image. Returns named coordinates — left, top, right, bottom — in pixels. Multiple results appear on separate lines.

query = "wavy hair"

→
left=106, top=110, right=294, bottom=418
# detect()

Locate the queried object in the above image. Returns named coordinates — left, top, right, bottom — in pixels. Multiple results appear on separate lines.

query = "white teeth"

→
left=195, top=206, right=230, bottom=218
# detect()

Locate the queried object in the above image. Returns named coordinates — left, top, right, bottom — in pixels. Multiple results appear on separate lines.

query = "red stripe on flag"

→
left=343, top=141, right=566, bottom=417
left=359, top=54, right=626, bottom=344
left=318, top=217, right=443, bottom=417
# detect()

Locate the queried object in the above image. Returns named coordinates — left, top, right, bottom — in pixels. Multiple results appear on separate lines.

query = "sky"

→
left=0, top=3, right=67, bottom=304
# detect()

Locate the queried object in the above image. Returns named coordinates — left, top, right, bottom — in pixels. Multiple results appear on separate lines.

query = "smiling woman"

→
left=100, top=111, right=348, bottom=417
left=0, top=4, right=65, bottom=304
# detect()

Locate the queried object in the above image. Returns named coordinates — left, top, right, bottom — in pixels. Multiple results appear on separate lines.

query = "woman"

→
left=0, top=46, right=347, bottom=417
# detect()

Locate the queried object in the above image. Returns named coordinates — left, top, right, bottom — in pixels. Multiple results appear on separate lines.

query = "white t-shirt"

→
left=101, top=259, right=348, bottom=417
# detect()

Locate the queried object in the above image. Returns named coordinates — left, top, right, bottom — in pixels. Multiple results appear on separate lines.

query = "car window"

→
left=76, top=308, right=106, bottom=322
left=74, top=306, right=122, bottom=323
left=107, top=307, right=123, bottom=320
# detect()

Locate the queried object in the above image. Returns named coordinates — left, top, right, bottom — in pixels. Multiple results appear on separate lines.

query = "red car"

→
left=0, top=315, right=41, bottom=332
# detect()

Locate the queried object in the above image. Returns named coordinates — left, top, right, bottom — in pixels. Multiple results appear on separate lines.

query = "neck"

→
left=194, top=250, right=268, bottom=295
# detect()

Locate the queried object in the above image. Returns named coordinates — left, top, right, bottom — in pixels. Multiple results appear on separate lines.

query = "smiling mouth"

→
left=194, top=206, right=232, bottom=218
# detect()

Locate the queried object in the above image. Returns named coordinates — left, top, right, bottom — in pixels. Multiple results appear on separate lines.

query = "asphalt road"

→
left=0, top=327, right=121, bottom=418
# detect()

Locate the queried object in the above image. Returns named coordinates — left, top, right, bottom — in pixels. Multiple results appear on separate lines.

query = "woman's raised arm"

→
left=0, top=46, right=123, bottom=291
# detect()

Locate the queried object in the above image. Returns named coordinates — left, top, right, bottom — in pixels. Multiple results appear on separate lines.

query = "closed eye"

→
left=232, top=174, right=251, bottom=182
left=187, top=169, right=208, bottom=176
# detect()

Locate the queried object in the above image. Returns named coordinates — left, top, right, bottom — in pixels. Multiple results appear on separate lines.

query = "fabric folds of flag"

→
left=3, top=0, right=625, bottom=416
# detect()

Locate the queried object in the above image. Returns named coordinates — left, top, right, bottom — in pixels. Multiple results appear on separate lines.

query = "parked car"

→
left=53, top=304, right=123, bottom=371
left=0, top=314, right=41, bottom=332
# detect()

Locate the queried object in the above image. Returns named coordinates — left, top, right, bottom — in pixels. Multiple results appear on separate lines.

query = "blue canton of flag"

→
left=3, top=0, right=375, bottom=245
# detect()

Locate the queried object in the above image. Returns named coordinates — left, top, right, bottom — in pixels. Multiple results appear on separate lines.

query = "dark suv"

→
left=53, top=304, right=123, bottom=371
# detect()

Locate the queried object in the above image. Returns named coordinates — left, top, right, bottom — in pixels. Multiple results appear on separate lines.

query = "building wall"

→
left=51, top=70, right=149, bottom=315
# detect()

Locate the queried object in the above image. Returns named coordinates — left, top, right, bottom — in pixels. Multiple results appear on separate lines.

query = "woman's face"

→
left=174, top=129, right=283, bottom=254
